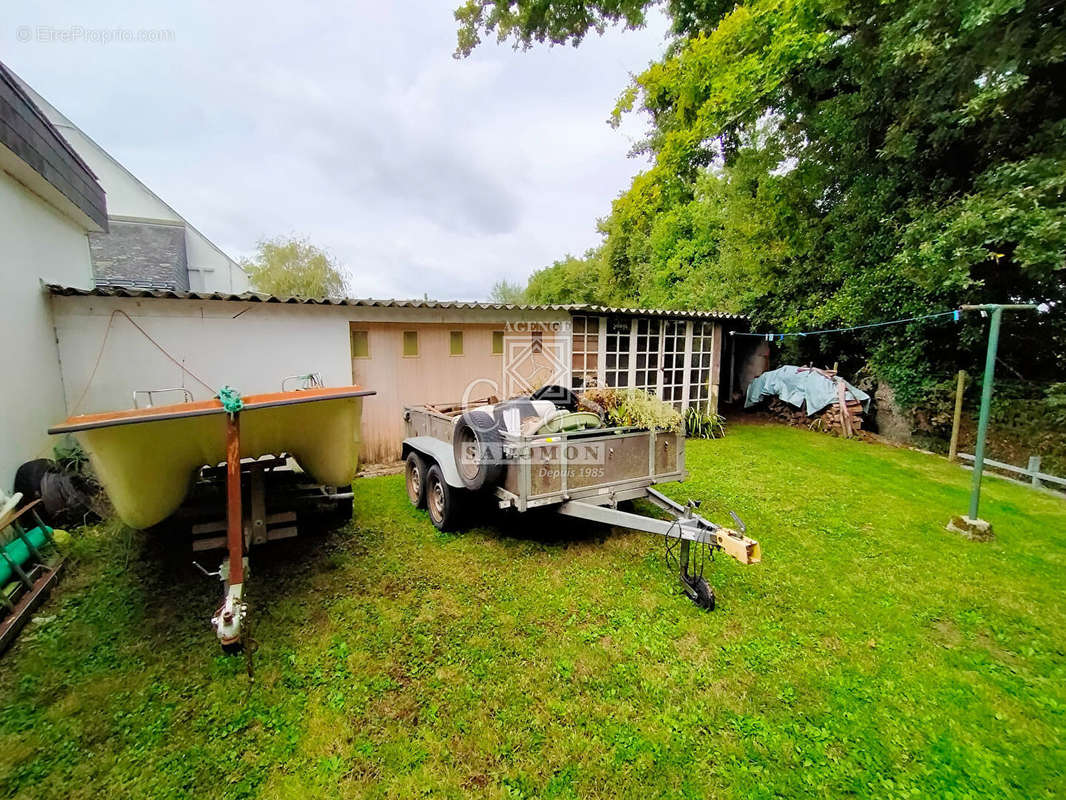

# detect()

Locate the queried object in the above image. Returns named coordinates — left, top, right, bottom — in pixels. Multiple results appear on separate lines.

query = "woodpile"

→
left=764, top=367, right=864, bottom=437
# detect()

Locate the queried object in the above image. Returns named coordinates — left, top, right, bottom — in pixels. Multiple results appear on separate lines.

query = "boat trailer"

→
left=186, top=416, right=354, bottom=652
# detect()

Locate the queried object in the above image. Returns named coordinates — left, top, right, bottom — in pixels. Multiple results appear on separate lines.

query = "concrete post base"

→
left=946, top=515, right=994, bottom=541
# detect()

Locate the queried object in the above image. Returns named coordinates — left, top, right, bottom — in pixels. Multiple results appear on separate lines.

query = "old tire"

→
left=405, top=451, right=428, bottom=508
left=453, top=410, right=504, bottom=491
left=425, top=464, right=463, bottom=532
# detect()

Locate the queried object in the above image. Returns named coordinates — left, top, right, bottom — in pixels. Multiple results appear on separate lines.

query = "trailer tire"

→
left=425, top=464, right=462, bottom=532
left=405, top=451, right=428, bottom=508
left=690, top=577, right=715, bottom=611
left=453, top=411, right=504, bottom=491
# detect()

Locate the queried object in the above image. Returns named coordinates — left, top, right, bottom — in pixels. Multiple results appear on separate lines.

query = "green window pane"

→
left=450, top=331, right=463, bottom=356
left=492, top=331, right=504, bottom=354
left=351, top=330, right=369, bottom=358
left=403, top=331, right=419, bottom=357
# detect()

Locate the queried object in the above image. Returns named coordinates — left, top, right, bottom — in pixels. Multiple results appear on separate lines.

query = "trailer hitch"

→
left=556, top=489, right=760, bottom=611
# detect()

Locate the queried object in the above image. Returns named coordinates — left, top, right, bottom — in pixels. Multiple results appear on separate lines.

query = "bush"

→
left=684, top=406, right=727, bottom=439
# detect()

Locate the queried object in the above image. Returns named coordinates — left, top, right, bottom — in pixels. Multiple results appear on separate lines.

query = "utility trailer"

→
left=402, top=402, right=760, bottom=609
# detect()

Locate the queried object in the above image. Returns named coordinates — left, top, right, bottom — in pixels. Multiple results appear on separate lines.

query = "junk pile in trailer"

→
left=49, top=377, right=375, bottom=651
left=402, top=387, right=760, bottom=609
left=0, top=493, right=66, bottom=655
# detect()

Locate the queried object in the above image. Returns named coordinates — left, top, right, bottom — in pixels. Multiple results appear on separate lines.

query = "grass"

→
left=1, top=423, right=1064, bottom=799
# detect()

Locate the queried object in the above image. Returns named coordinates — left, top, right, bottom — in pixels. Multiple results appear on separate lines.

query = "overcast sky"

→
left=2, top=1, right=670, bottom=299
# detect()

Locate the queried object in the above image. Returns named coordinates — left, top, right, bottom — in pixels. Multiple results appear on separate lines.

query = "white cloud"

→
left=2, top=0, right=669, bottom=299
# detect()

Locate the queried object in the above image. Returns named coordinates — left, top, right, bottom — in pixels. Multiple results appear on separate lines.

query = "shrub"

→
left=579, top=387, right=683, bottom=432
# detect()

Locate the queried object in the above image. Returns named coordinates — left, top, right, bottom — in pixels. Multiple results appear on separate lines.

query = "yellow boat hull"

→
left=50, top=387, right=372, bottom=529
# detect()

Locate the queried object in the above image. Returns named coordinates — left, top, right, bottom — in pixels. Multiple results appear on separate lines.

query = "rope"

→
left=63, top=308, right=229, bottom=424
left=67, top=310, right=118, bottom=417
left=731, top=309, right=960, bottom=340
left=112, top=310, right=216, bottom=393
left=217, top=385, right=244, bottom=417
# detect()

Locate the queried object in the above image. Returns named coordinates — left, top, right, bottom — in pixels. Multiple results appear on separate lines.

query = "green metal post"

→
left=959, top=302, right=1040, bottom=523
left=969, top=308, right=1001, bottom=520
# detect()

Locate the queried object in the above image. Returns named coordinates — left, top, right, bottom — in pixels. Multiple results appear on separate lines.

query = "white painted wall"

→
left=51, top=296, right=572, bottom=417
left=186, top=227, right=249, bottom=293
left=0, top=173, right=94, bottom=491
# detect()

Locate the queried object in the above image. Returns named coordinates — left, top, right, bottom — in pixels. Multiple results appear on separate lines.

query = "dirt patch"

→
left=358, top=462, right=403, bottom=478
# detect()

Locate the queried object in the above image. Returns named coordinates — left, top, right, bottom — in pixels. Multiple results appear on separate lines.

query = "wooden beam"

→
left=225, top=414, right=243, bottom=586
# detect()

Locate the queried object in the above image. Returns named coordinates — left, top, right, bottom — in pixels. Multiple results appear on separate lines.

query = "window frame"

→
left=449, top=330, right=464, bottom=356
left=351, top=329, right=370, bottom=359
left=402, top=330, right=419, bottom=358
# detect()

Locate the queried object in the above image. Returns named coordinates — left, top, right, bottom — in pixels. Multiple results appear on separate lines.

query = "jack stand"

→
left=678, top=536, right=715, bottom=611
left=212, top=575, right=246, bottom=653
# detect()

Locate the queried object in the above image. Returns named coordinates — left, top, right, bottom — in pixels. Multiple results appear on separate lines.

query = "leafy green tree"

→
left=242, top=236, right=348, bottom=298
left=489, top=279, right=527, bottom=304
left=524, top=253, right=609, bottom=305
left=462, top=0, right=1066, bottom=409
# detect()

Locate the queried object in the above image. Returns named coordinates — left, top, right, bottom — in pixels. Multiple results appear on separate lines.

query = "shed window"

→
left=571, top=316, right=599, bottom=389
left=403, top=331, right=419, bottom=357
left=491, top=330, right=504, bottom=355
left=450, top=331, right=464, bottom=356
left=351, top=330, right=369, bottom=358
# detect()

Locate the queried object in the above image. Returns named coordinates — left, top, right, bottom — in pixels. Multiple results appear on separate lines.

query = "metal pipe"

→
left=969, top=308, right=1001, bottom=519
left=958, top=303, right=1040, bottom=521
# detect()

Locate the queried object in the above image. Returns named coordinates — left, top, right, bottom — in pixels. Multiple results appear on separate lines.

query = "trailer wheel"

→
left=425, top=464, right=462, bottom=532
left=688, top=577, right=715, bottom=611
left=405, top=451, right=428, bottom=508
left=453, top=411, right=503, bottom=491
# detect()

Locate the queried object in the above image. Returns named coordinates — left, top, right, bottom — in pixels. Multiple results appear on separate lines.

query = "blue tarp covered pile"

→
left=745, top=366, right=870, bottom=416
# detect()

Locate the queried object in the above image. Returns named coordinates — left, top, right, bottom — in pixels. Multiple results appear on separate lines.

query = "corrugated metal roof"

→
left=46, top=284, right=746, bottom=321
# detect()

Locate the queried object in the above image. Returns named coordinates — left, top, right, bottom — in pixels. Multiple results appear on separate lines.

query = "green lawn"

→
left=1, top=424, right=1064, bottom=799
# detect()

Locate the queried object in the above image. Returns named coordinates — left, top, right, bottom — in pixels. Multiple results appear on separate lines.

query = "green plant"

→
left=52, top=436, right=89, bottom=475
left=1046, top=383, right=1066, bottom=428
left=684, top=406, right=726, bottom=439
left=579, top=387, right=683, bottom=431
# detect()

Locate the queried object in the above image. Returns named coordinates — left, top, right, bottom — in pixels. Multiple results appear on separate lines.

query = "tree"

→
left=525, top=253, right=609, bottom=305
left=460, top=0, right=1066, bottom=408
left=241, top=236, right=348, bottom=298
left=489, top=279, right=527, bottom=304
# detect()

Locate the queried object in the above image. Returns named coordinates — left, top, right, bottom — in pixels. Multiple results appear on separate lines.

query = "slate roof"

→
left=0, top=61, right=107, bottom=230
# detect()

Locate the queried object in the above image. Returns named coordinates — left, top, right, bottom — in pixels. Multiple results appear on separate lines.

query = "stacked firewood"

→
left=765, top=394, right=864, bottom=437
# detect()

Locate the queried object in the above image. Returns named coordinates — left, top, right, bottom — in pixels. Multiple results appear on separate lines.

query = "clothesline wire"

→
left=730, top=309, right=960, bottom=340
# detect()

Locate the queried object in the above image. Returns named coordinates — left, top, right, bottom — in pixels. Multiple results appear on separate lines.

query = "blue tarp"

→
left=745, top=366, right=871, bottom=416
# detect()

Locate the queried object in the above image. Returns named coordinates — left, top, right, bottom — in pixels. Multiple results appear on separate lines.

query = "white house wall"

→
left=185, top=226, right=249, bottom=293
left=0, top=174, right=94, bottom=489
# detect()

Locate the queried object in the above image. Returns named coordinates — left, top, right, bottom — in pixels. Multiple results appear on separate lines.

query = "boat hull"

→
left=50, top=387, right=371, bottom=529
